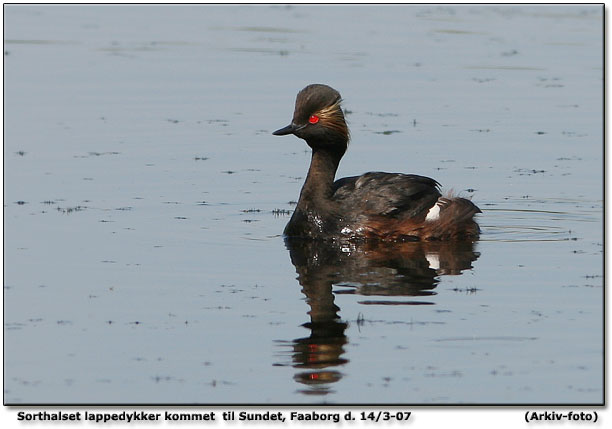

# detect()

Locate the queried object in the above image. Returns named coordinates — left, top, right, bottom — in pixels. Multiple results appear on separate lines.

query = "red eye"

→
left=308, top=115, right=319, bottom=124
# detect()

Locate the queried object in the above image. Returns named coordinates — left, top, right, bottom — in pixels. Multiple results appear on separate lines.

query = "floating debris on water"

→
left=473, top=77, right=495, bottom=83
left=272, top=209, right=291, bottom=216
left=87, top=151, right=120, bottom=157
left=56, top=206, right=85, bottom=213
left=375, top=130, right=401, bottom=135
left=207, top=119, right=229, bottom=125
left=514, top=168, right=546, bottom=175
left=366, top=112, right=399, bottom=117
left=561, top=131, right=588, bottom=137
left=451, top=287, right=481, bottom=294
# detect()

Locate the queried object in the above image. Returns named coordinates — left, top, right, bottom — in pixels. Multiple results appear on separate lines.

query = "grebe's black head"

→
left=273, top=84, right=349, bottom=153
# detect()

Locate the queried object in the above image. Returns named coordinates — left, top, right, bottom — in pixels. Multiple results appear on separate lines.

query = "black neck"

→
left=297, top=147, right=343, bottom=206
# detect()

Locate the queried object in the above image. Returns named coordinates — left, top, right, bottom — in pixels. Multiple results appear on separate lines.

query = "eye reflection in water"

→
left=278, top=237, right=480, bottom=396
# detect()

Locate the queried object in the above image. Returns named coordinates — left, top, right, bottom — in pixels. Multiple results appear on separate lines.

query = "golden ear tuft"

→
left=317, top=100, right=341, bottom=121
left=316, top=100, right=350, bottom=143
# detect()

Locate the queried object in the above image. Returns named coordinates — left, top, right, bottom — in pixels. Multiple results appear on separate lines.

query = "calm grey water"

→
left=4, top=5, right=603, bottom=404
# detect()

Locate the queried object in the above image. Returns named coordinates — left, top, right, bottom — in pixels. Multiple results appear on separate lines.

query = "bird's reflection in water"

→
left=278, top=237, right=480, bottom=396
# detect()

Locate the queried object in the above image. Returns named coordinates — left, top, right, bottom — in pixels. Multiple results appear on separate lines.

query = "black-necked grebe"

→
left=273, top=84, right=480, bottom=241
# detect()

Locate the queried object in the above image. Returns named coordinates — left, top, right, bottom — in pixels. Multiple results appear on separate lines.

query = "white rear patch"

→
left=425, top=203, right=441, bottom=222
left=425, top=253, right=440, bottom=270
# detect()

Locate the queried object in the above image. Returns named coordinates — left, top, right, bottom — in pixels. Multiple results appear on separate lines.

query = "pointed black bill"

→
left=273, top=122, right=308, bottom=136
left=272, top=123, right=297, bottom=136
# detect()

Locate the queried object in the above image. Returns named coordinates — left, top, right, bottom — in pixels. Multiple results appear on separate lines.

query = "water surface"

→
left=4, top=4, right=603, bottom=404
